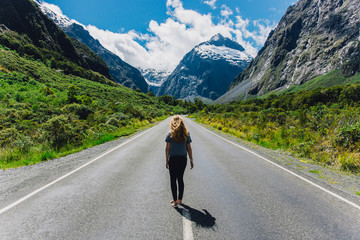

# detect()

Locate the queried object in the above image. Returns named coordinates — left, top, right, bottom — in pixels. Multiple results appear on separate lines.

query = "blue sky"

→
left=42, top=0, right=297, bottom=71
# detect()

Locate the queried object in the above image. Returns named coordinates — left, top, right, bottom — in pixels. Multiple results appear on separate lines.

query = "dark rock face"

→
left=157, top=34, right=252, bottom=100
left=227, top=0, right=360, bottom=99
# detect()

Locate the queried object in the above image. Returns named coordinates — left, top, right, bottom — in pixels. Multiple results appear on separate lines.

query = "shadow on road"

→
left=175, top=204, right=217, bottom=230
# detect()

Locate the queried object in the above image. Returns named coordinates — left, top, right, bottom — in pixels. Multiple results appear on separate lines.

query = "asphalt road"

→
left=0, top=117, right=360, bottom=239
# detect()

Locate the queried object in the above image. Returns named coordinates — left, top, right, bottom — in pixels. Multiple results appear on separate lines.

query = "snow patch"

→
left=35, top=0, right=81, bottom=28
left=195, top=45, right=252, bottom=65
left=140, top=69, right=170, bottom=87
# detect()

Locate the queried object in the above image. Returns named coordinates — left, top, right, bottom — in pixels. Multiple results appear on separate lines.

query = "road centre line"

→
left=0, top=125, right=158, bottom=216
left=183, top=208, right=194, bottom=240
left=193, top=120, right=360, bottom=211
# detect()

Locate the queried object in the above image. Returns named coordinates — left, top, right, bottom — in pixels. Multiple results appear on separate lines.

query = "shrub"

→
left=292, top=140, right=315, bottom=158
left=13, top=136, right=33, bottom=153
left=63, top=103, right=94, bottom=120
left=41, top=86, right=54, bottom=96
left=106, top=117, right=120, bottom=127
left=0, top=128, right=19, bottom=146
left=338, top=152, right=360, bottom=172
left=67, top=84, right=80, bottom=103
left=334, top=121, right=360, bottom=150
left=41, top=115, right=71, bottom=150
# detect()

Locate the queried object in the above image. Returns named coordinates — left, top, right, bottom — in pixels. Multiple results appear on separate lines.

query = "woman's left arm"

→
left=186, top=143, right=194, bottom=169
left=165, top=142, right=171, bottom=169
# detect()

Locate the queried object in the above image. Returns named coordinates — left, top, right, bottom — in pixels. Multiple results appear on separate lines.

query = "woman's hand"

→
left=166, top=161, right=169, bottom=169
left=190, top=160, right=194, bottom=169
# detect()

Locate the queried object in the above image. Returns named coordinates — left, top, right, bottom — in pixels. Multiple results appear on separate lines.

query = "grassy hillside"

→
left=0, top=45, right=187, bottom=169
left=0, top=29, right=113, bottom=85
left=272, top=70, right=360, bottom=95
left=0, top=0, right=111, bottom=79
left=191, top=82, right=360, bottom=173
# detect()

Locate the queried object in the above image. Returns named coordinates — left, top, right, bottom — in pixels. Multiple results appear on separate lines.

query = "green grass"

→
left=270, top=70, right=360, bottom=96
left=0, top=45, right=188, bottom=169
left=190, top=78, right=360, bottom=173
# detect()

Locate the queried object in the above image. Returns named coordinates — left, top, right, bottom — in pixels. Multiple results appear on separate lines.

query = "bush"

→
left=13, top=136, right=33, bottom=153
left=0, top=128, right=19, bottom=146
left=41, top=86, right=54, bottom=96
left=67, top=84, right=80, bottom=103
left=338, top=152, right=360, bottom=172
left=42, top=115, right=71, bottom=150
left=334, top=121, right=360, bottom=149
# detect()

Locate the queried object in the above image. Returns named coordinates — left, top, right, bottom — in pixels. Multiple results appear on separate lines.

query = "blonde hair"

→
left=170, top=115, right=188, bottom=143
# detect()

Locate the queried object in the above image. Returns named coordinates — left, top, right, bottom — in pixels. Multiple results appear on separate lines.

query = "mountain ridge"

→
left=38, top=2, right=149, bottom=92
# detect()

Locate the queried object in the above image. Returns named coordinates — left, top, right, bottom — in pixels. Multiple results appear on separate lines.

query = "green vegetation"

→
left=0, top=30, right=112, bottom=85
left=0, top=44, right=188, bottom=169
left=191, top=81, right=360, bottom=173
left=274, top=70, right=360, bottom=95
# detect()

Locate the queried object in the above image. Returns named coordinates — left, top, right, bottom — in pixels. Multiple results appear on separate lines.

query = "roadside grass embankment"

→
left=190, top=82, right=360, bottom=174
left=0, top=45, right=187, bottom=169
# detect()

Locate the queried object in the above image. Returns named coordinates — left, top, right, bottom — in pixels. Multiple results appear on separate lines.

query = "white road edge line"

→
left=193, top=120, right=360, bottom=211
left=0, top=126, right=156, bottom=216
left=182, top=209, right=194, bottom=240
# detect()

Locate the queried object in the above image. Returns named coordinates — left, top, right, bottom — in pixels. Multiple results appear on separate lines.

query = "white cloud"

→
left=221, top=5, right=233, bottom=18
left=203, top=0, right=217, bottom=9
left=44, top=0, right=276, bottom=72
left=86, top=26, right=152, bottom=68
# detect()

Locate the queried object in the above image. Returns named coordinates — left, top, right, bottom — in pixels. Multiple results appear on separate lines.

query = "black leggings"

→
left=169, top=156, right=187, bottom=201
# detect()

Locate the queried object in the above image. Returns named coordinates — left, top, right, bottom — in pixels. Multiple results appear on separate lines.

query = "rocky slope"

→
left=39, top=2, right=149, bottom=92
left=157, top=34, right=252, bottom=101
left=220, top=0, right=360, bottom=102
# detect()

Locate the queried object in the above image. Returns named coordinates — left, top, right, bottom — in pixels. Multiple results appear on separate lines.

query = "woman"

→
left=165, top=115, right=194, bottom=207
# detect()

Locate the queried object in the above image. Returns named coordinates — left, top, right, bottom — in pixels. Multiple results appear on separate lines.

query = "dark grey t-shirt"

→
left=165, top=132, right=192, bottom=157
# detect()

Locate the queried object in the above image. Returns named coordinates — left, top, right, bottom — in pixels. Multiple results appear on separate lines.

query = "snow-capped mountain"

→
left=140, top=69, right=170, bottom=94
left=194, top=34, right=251, bottom=66
left=157, top=34, right=253, bottom=100
left=37, top=1, right=149, bottom=92
left=33, top=0, right=76, bottom=28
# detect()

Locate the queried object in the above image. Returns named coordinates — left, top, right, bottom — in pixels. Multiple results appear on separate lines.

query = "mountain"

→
left=140, top=68, right=170, bottom=94
left=0, top=0, right=111, bottom=80
left=157, top=34, right=253, bottom=101
left=220, top=0, right=360, bottom=102
left=39, top=2, right=149, bottom=92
